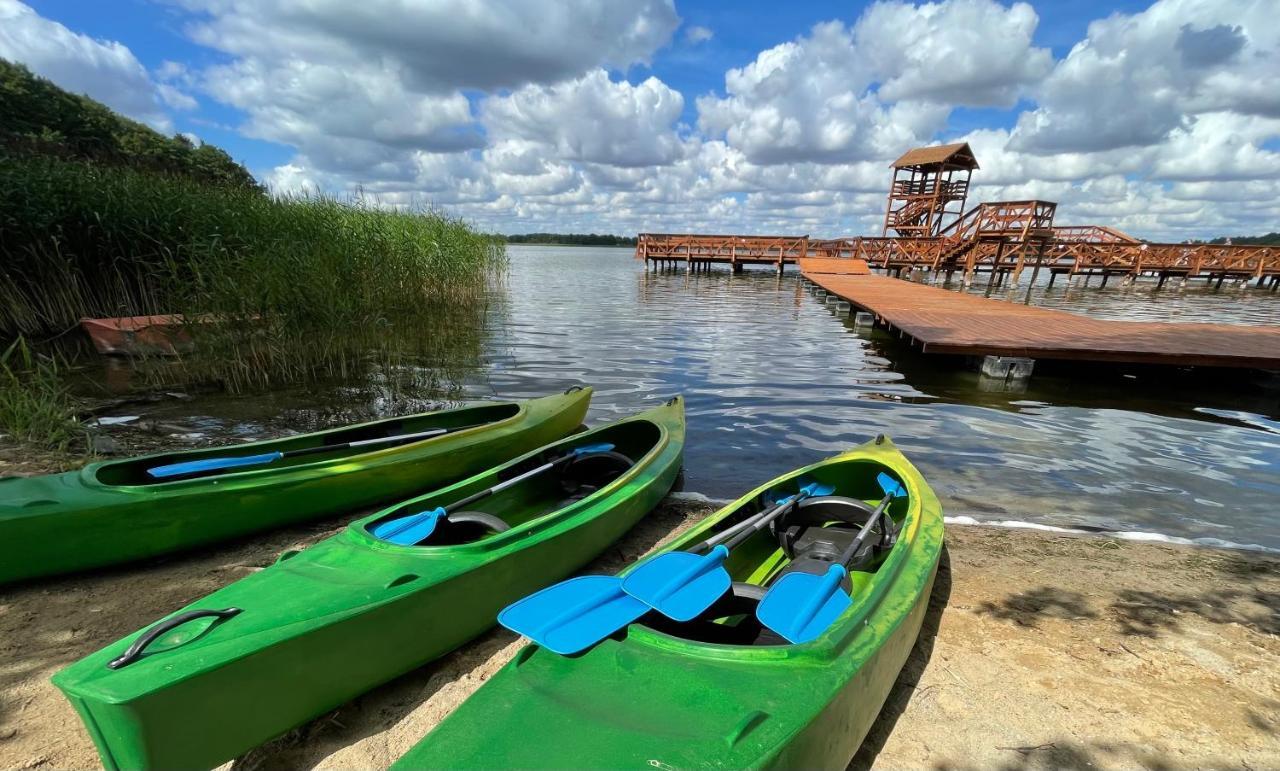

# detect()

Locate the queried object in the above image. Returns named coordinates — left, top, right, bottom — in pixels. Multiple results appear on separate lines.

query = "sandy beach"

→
left=0, top=496, right=1276, bottom=771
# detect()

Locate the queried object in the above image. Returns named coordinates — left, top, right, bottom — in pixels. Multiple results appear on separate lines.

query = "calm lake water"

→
left=83, top=245, right=1280, bottom=551
left=475, top=246, right=1280, bottom=551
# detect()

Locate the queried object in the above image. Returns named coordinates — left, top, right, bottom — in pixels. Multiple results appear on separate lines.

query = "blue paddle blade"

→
left=499, top=575, right=648, bottom=655
left=767, top=479, right=836, bottom=505
left=371, top=507, right=447, bottom=545
left=801, top=481, right=836, bottom=497
left=572, top=443, right=614, bottom=456
left=877, top=472, right=906, bottom=498
left=147, top=451, right=283, bottom=479
left=621, top=544, right=733, bottom=621
left=756, top=565, right=853, bottom=644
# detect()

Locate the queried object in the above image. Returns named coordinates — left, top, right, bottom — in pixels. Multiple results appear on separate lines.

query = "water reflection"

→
left=479, top=247, right=1279, bottom=549
left=74, top=245, right=1280, bottom=550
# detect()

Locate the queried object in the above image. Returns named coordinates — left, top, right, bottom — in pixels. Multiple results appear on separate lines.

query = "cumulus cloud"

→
left=695, top=0, right=1050, bottom=165
left=483, top=70, right=686, bottom=167
left=7, top=0, right=1279, bottom=241
left=179, top=0, right=680, bottom=93
left=854, top=0, right=1052, bottom=107
left=1011, top=0, right=1280, bottom=153
left=0, top=0, right=186, bottom=130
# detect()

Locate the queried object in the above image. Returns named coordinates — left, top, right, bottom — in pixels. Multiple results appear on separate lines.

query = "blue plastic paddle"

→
left=496, top=480, right=831, bottom=654
left=371, top=443, right=616, bottom=546
left=620, top=480, right=836, bottom=621
left=146, top=425, right=481, bottom=479
left=755, top=472, right=906, bottom=644
left=498, top=575, right=649, bottom=655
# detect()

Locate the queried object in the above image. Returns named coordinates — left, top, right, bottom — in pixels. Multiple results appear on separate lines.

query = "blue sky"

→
left=4, top=0, right=1279, bottom=239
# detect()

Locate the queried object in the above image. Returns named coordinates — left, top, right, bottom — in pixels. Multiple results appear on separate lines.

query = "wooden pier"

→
left=803, top=270, right=1280, bottom=369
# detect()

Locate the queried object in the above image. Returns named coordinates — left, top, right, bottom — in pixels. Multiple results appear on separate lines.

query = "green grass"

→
left=0, top=155, right=505, bottom=394
left=0, top=338, right=83, bottom=451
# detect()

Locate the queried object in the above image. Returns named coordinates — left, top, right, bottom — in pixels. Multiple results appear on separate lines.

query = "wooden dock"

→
left=803, top=270, right=1280, bottom=369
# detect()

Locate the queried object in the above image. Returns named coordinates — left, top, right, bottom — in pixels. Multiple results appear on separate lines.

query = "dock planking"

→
left=805, top=271, right=1280, bottom=369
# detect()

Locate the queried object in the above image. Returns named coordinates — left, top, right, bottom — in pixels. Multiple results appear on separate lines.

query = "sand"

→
left=0, top=499, right=1276, bottom=771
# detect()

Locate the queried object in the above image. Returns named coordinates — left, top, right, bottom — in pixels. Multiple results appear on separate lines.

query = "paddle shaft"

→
left=693, top=495, right=794, bottom=553
left=833, top=491, right=896, bottom=567
left=282, top=427, right=452, bottom=459
left=442, top=455, right=567, bottom=513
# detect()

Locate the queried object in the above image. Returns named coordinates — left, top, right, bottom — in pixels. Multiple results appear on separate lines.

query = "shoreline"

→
left=1, top=499, right=1276, bottom=770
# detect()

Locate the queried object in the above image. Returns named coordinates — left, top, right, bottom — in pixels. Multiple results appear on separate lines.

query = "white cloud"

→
left=695, top=0, right=1050, bottom=166
left=685, top=25, right=713, bottom=44
left=179, top=0, right=680, bottom=92
left=0, top=0, right=184, bottom=130
left=854, top=0, right=1052, bottom=107
left=482, top=70, right=686, bottom=167
left=9, top=0, right=1279, bottom=241
left=1011, top=0, right=1280, bottom=153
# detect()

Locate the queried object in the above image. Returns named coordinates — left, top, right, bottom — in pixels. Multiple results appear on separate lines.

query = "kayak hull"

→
left=52, top=398, right=685, bottom=770
left=394, top=435, right=943, bottom=770
left=0, top=389, right=590, bottom=584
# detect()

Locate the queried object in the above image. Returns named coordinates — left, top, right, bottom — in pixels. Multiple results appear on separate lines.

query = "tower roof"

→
left=891, top=142, right=979, bottom=170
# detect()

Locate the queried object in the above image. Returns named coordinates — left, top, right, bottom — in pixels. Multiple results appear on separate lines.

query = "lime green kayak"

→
left=394, top=435, right=943, bottom=770
left=52, top=396, right=685, bottom=770
left=0, top=388, right=590, bottom=584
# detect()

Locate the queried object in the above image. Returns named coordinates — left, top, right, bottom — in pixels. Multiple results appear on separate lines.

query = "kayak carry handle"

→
left=107, top=607, right=242, bottom=669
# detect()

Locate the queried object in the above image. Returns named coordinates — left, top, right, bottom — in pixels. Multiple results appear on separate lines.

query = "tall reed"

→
left=0, top=337, right=83, bottom=450
left=0, top=155, right=505, bottom=394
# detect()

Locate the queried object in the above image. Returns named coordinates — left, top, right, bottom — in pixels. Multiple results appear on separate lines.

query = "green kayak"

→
left=52, top=396, right=685, bottom=770
left=0, top=388, right=590, bottom=585
left=394, top=435, right=943, bottom=770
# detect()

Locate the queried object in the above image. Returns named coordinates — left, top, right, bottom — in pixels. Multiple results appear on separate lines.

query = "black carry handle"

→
left=107, top=607, right=242, bottom=669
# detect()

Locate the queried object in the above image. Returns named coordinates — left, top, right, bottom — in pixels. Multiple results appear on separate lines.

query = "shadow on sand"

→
left=848, top=543, right=953, bottom=770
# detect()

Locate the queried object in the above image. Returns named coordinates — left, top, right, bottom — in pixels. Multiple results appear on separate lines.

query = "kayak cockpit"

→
left=639, top=460, right=908, bottom=646
left=364, top=419, right=661, bottom=547
left=92, top=402, right=522, bottom=486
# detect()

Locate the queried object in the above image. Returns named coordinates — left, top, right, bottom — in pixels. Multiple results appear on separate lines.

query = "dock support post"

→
left=1100, top=272, right=1110, bottom=288
left=1156, top=272, right=1167, bottom=289
left=981, top=355, right=1035, bottom=380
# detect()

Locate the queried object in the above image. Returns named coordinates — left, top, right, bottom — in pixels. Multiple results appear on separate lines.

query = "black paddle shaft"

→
left=834, top=492, right=895, bottom=567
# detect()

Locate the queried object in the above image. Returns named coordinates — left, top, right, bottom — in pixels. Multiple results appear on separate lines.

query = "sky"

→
left=2, top=0, right=1278, bottom=241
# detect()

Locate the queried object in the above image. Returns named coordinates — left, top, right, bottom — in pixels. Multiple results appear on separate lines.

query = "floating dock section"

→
left=803, top=270, right=1280, bottom=370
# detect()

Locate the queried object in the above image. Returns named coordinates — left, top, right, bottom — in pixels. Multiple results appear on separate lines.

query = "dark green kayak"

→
left=0, top=388, right=591, bottom=584
left=52, top=396, right=685, bottom=770
left=393, top=435, right=943, bottom=770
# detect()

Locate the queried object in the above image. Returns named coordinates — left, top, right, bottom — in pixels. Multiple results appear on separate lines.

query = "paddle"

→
left=498, top=479, right=834, bottom=655
left=371, top=443, right=615, bottom=546
left=620, top=480, right=836, bottom=621
left=755, top=472, right=906, bottom=644
left=146, top=424, right=484, bottom=479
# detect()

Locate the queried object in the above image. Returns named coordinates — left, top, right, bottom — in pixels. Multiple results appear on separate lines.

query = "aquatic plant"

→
left=0, top=337, right=83, bottom=451
left=0, top=155, right=504, bottom=393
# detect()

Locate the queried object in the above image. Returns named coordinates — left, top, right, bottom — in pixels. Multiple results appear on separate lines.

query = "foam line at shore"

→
left=943, top=515, right=1279, bottom=554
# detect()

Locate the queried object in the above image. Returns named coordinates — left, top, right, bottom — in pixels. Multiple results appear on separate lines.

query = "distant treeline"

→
left=505, top=233, right=637, bottom=246
left=0, top=58, right=258, bottom=189
left=1203, top=233, right=1280, bottom=246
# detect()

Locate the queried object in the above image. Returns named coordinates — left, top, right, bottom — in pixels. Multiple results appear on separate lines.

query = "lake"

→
left=84, top=244, right=1280, bottom=551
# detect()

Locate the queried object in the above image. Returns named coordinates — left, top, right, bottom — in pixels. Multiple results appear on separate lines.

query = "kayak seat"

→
left=773, top=496, right=890, bottom=570
left=419, top=511, right=510, bottom=546
left=557, top=451, right=634, bottom=494
left=641, top=583, right=786, bottom=646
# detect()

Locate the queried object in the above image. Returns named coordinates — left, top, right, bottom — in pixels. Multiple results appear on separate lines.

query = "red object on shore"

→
left=79, top=315, right=193, bottom=356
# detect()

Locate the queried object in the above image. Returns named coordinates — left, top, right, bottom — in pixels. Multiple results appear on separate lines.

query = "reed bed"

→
left=0, top=338, right=83, bottom=451
left=0, top=155, right=505, bottom=395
